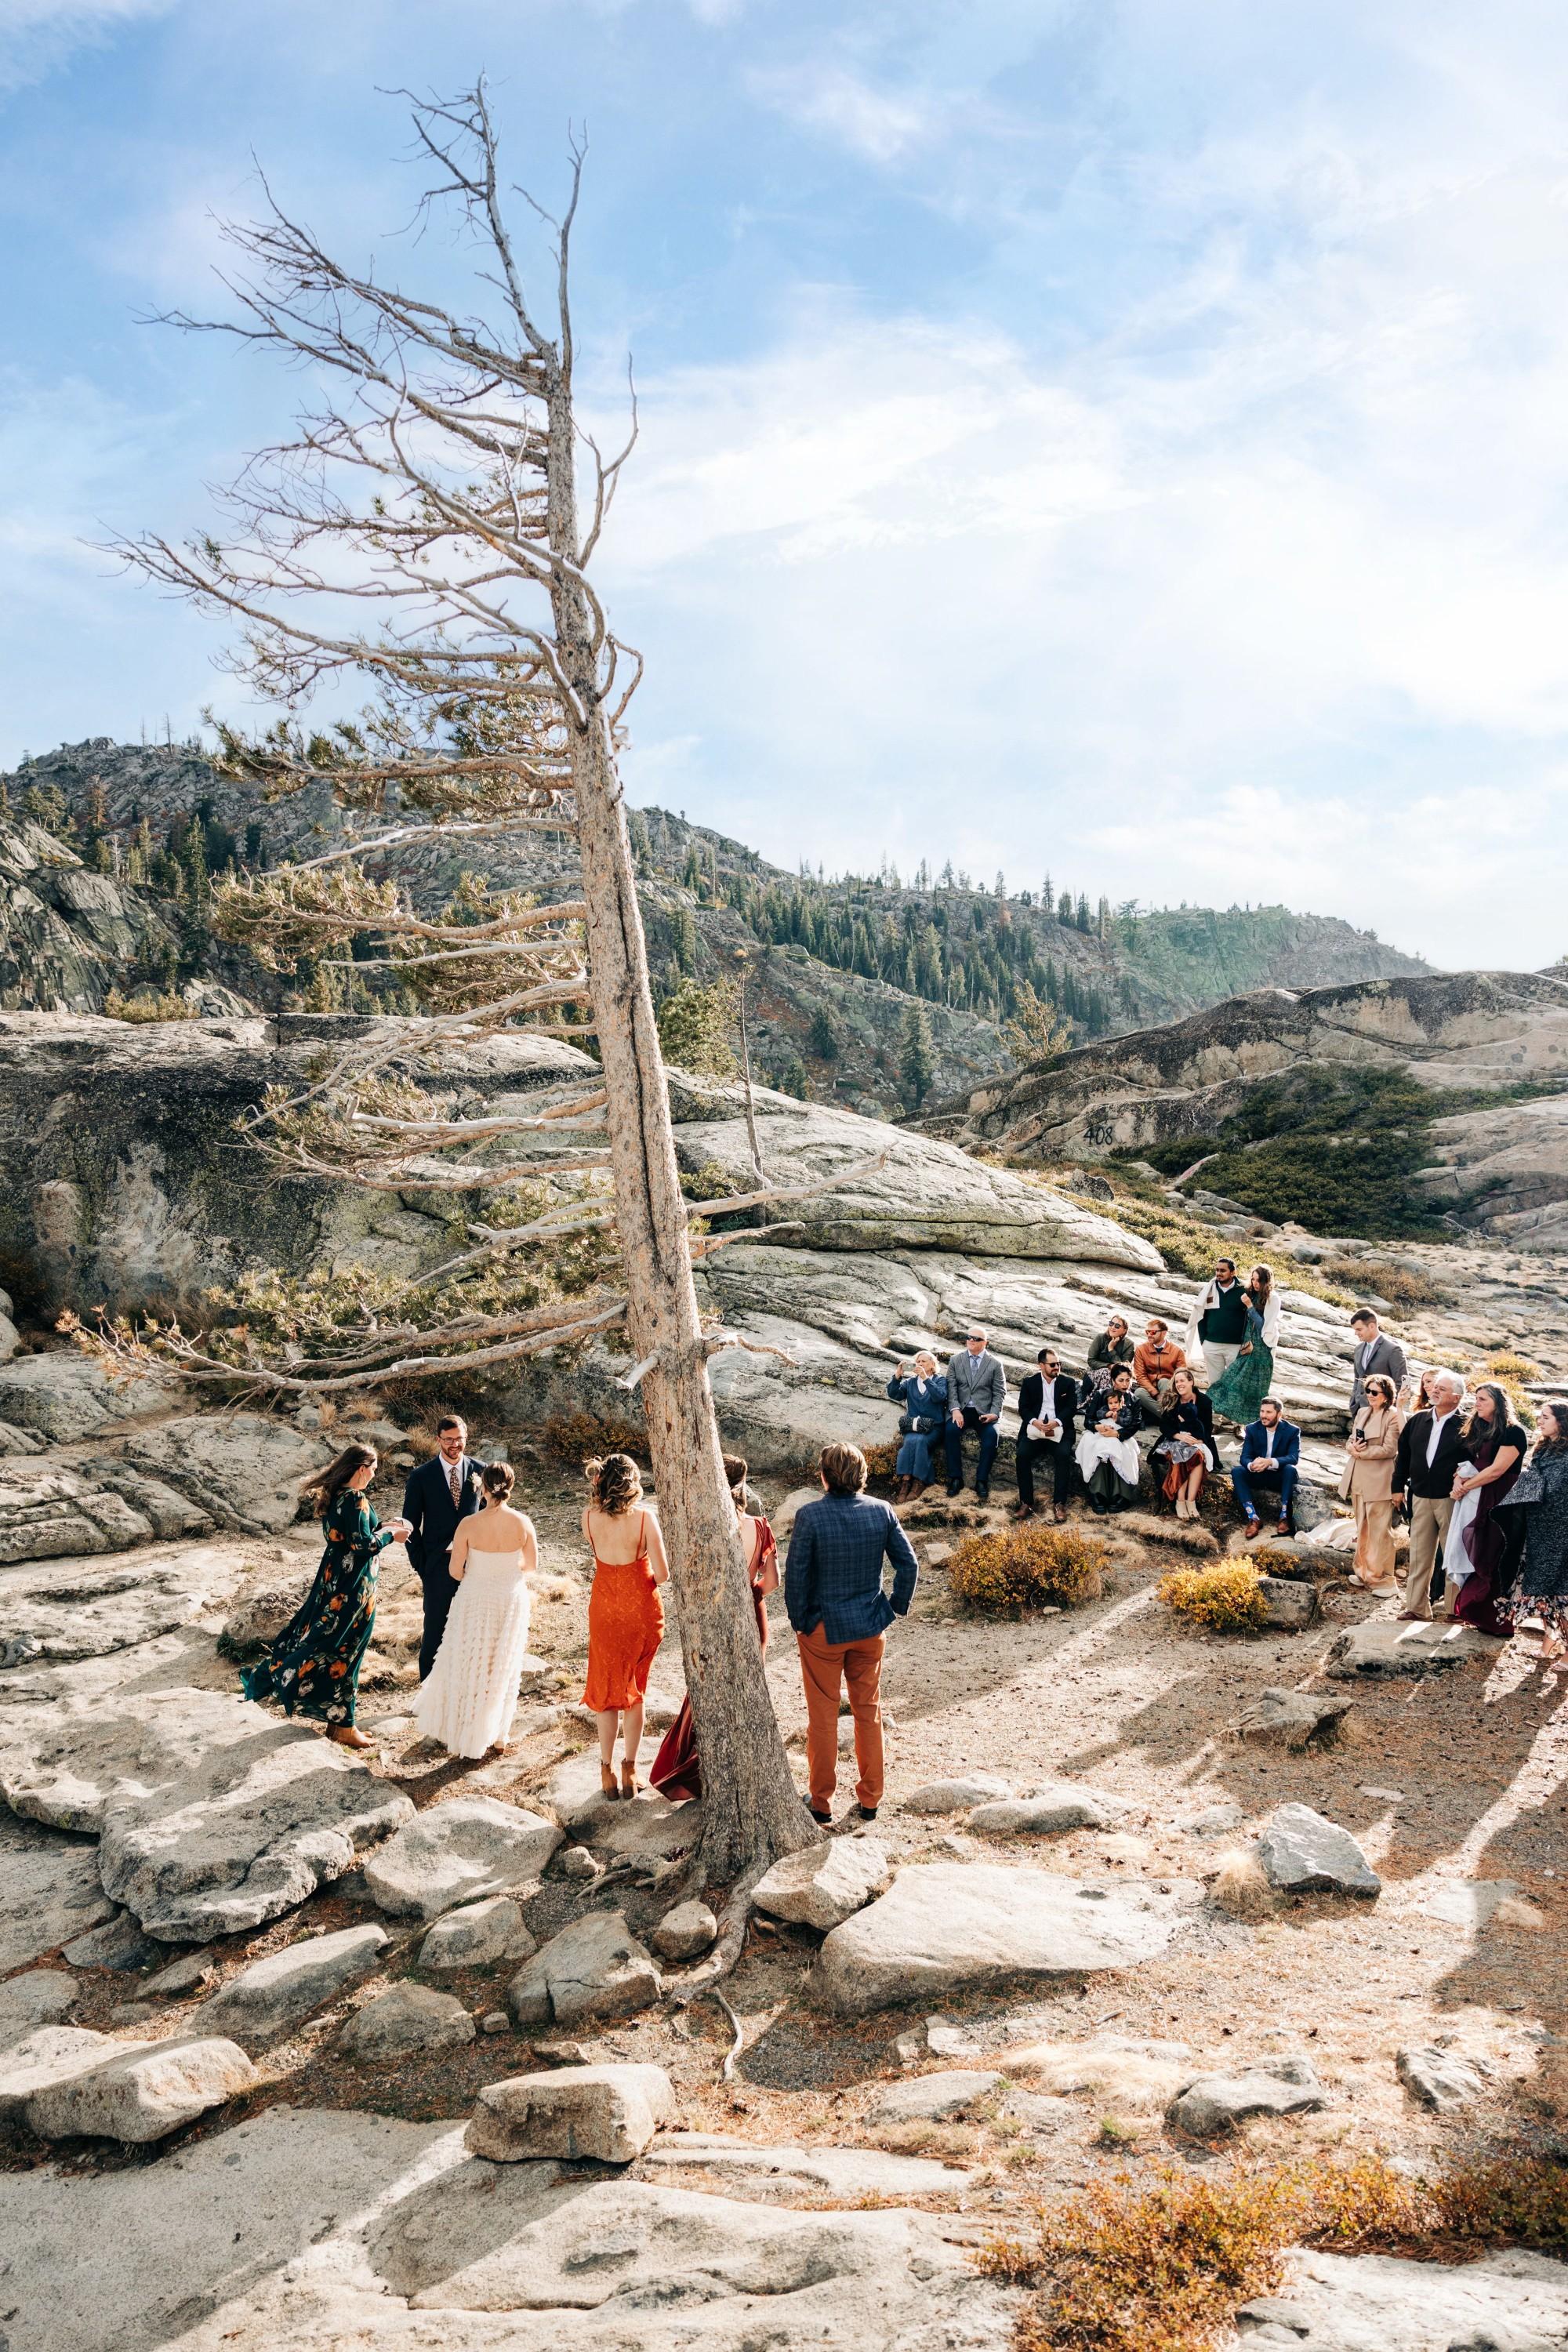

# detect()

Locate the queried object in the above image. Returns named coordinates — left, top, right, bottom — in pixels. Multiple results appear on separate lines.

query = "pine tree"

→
left=898, top=1001, right=935, bottom=1110
left=670, top=905, right=699, bottom=975
left=808, top=1005, right=840, bottom=1062
left=1057, top=889, right=1073, bottom=924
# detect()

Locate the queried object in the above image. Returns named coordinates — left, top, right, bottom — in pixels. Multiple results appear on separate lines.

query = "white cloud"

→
left=0, top=0, right=173, bottom=90
left=750, top=62, right=940, bottom=163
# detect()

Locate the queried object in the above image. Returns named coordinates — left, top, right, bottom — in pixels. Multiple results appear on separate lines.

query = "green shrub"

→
left=948, top=1523, right=1106, bottom=1616
left=1157, top=1558, right=1268, bottom=1635
left=1319, top=1254, right=1448, bottom=1309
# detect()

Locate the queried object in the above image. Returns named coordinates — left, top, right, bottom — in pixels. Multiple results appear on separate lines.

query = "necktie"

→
left=448, top=1461, right=462, bottom=1507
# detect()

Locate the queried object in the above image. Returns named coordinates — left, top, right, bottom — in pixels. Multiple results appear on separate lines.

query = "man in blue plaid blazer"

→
left=785, top=1440, right=919, bottom=1824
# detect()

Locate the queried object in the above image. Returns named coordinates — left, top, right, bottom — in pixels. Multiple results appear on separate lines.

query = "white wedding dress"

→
left=414, top=1546, right=532, bottom=1758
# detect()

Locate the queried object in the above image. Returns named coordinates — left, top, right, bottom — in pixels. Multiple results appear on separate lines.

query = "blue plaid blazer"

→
left=784, top=1490, right=920, bottom=1643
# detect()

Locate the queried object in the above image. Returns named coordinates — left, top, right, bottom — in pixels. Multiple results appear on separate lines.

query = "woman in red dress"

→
left=581, top=1453, right=670, bottom=1798
left=651, top=1454, right=776, bottom=1803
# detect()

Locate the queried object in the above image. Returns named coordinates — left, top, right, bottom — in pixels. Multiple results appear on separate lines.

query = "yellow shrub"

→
left=1158, top=1558, right=1268, bottom=1635
left=948, top=1523, right=1106, bottom=1617
left=103, top=987, right=198, bottom=1023
left=1485, top=1352, right=1541, bottom=1429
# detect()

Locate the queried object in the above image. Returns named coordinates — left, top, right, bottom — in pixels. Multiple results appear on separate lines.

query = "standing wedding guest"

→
left=1086, top=1315, right=1134, bottom=1380
left=786, top=1441, right=918, bottom=1824
left=1132, top=1317, right=1185, bottom=1414
left=581, top=1454, right=670, bottom=1798
left=1445, top=1382, right=1526, bottom=1634
left=414, top=1460, right=536, bottom=1759
left=1074, top=1366, right=1142, bottom=1513
left=1497, top=1403, right=1568, bottom=1669
left=1392, top=1370, right=1467, bottom=1621
left=1230, top=1396, right=1301, bottom=1537
left=1210, top=1264, right=1281, bottom=1427
left=652, top=1454, right=777, bottom=1802
left=1152, top=1367, right=1216, bottom=1521
left=886, top=1352, right=948, bottom=1502
left=1345, top=1373, right=1403, bottom=1592
left=1014, top=1345, right=1079, bottom=1523
left=944, top=1327, right=1007, bottom=1501
left=1184, top=1257, right=1250, bottom=1388
left=402, top=1414, right=487, bottom=1680
left=241, top=1445, right=410, bottom=1749
left=1348, top=1309, right=1410, bottom=1417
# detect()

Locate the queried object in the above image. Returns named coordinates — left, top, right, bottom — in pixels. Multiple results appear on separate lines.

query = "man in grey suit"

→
left=1348, top=1310, right=1410, bottom=1417
left=945, top=1326, right=1007, bottom=1501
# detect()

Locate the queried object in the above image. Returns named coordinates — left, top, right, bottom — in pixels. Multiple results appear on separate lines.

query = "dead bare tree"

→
left=112, top=82, right=817, bottom=1883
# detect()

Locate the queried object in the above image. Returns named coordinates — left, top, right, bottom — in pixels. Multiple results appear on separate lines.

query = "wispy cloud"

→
left=0, top=0, right=173, bottom=91
left=750, top=62, right=941, bottom=163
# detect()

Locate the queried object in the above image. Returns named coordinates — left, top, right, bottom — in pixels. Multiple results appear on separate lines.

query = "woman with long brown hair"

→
left=650, top=1454, right=777, bottom=1802
left=241, top=1444, right=411, bottom=1748
left=581, top=1453, right=670, bottom=1798
left=414, top=1458, right=537, bottom=1758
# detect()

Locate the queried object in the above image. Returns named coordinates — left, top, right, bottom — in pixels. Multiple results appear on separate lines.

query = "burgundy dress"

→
left=1452, top=1425, right=1526, bottom=1635
left=650, top=1519, right=775, bottom=1802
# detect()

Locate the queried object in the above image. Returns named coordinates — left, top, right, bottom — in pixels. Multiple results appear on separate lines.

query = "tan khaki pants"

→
left=1405, top=1496, right=1453, bottom=1619
left=1352, top=1496, right=1397, bottom=1588
left=798, top=1621, right=885, bottom=1812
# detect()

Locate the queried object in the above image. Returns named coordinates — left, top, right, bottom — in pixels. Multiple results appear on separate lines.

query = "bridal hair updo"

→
left=302, top=1443, right=377, bottom=1514
left=482, top=1460, right=517, bottom=1502
left=585, top=1453, right=643, bottom=1515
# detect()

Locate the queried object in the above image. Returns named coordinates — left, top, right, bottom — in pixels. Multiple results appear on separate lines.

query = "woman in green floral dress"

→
left=241, top=1444, right=410, bottom=1749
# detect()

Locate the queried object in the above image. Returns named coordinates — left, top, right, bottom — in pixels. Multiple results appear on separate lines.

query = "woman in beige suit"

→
left=1346, top=1374, right=1403, bottom=1591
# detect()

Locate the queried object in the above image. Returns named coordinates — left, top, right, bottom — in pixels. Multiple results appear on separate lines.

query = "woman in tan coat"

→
left=1346, top=1374, right=1403, bottom=1591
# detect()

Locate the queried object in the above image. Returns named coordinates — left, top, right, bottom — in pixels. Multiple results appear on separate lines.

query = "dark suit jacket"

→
left=1350, top=1331, right=1408, bottom=1414
left=401, top=1453, right=485, bottom=1578
left=1240, top=1417, right=1301, bottom=1473
left=1393, top=1410, right=1467, bottom=1501
left=1017, top=1371, right=1080, bottom=1446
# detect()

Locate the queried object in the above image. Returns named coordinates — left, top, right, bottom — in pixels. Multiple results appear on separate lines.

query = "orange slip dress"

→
left=582, top=1508, right=666, bottom=1711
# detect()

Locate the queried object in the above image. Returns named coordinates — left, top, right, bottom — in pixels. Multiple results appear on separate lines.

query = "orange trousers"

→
left=797, top=1620, right=885, bottom=1811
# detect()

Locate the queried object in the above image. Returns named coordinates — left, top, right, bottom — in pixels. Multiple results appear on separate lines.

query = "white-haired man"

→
left=1392, top=1369, right=1468, bottom=1621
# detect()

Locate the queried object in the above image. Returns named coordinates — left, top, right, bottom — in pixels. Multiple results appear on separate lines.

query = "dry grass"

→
left=981, top=2152, right=1568, bottom=2352
left=1485, top=1351, right=1541, bottom=1429
left=539, top=1408, right=648, bottom=1470
left=1319, top=1254, right=1449, bottom=1308
left=861, top=1437, right=902, bottom=1483
left=948, top=1522, right=1108, bottom=1617
left=1208, top=1848, right=1276, bottom=1921
left=1157, top=1558, right=1268, bottom=1635
left=103, top=986, right=198, bottom=1023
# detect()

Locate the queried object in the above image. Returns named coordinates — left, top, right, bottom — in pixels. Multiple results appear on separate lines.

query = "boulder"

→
left=467, top=2061, right=673, bottom=2163
left=24, top=2033, right=256, bottom=2143
left=1167, top=2056, right=1327, bottom=2136
left=0, top=1547, right=243, bottom=1671
left=641, top=2132, right=976, bottom=2200
left=650, top=1900, right=718, bottom=1961
left=0, top=1683, right=260, bottom=1833
left=95, top=1706, right=414, bottom=1939
left=121, top=1414, right=332, bottom=1534
left=219, top=1567, right=314, bottom=1657
left=1234, top=1688, right=1353, bottom=1751
left=0, top=1353, right=166, bottom=1443
left=1256, top=1577, right=1322, bottom=1632
left=0, top=1969, right=76, bottom=2043
left=1266, top=2245, right=1568, bottom=2347
left=903, top=1774, right=1016, bottom=1813
left=967, top=1785, right=1120, bottom=1837
left=0, top=2024, right=132, bottom=2122
left=1257, top=1804, right=1381, bottom=1899
left=507, top=1911, right=662, bottom=2030
left=813, top=1864, right=1189, bottom=2015
left=0, top=1815, right=116, bottom=1973
left=190, top=1924, right=390, bottom=2045
left=418, top=1896, right=536, bottom=1973
left=539, top=1751, right=701, bottom=1862
left=1181, top=1802, right=1246, bottom=1836
left=61, top=1911, right=161, bottom=1971
left=867, top=2068, right=1004, bottom=2125
left=140, top=1950, right=216, bottom=2001
left=340, top=1985, right=475, bottom=2063
left=1396, top=2044, right=1492, bottom=2111
left=1329, top=1619, right=1502, bottom=1677
left=363, top=1796, right=561, bottom=1921
left=753, top=1838, right=892, bottom=1930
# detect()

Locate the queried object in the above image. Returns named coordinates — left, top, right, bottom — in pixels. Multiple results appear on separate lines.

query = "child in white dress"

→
left=414, top=1460, right=536, bottom=1757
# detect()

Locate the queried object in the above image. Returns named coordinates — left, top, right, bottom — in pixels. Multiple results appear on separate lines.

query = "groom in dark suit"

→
left=402, top=1414, right=486, bottom=1678
left=1014, top=1345, right=1079, bottom=1522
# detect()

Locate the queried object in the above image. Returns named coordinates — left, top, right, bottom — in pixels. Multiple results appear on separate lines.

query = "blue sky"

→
left=5, top=2, right=1568, bottom=967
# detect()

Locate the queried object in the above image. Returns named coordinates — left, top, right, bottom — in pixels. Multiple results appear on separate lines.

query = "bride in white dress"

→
left=414, top=1460, right=536, bottom=1758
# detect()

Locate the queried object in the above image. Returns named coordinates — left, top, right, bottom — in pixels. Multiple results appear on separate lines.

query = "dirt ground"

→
left=23, top=1446, right=1568, bottom=2217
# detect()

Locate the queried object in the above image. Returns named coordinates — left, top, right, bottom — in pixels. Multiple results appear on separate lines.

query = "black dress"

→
left=1497, top=1446, right=1568, bottom=1640
left=241, top=1490, right=393, bottom=1727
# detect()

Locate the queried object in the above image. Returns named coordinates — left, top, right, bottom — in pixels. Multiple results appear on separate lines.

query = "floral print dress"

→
left=241, top=1490, right=392, bottom=1727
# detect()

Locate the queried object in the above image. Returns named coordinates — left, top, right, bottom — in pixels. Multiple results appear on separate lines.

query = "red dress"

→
left=582, top=1509, right=666, bottom=1711
left=650, top=1518, right=775, bottom=1802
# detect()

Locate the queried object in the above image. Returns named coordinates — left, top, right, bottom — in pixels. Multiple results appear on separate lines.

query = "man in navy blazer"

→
left=401, top=1413, right=487, bottom=1677
left=1230, top=1398, right=1301, bottom=1536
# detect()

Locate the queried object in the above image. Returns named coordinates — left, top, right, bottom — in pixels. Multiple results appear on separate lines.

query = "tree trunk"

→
left=545, top=387, right=815, bottom=1883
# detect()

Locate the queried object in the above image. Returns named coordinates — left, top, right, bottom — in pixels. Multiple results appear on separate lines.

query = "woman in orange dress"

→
left=581, top=1453, right=670, bottom=1798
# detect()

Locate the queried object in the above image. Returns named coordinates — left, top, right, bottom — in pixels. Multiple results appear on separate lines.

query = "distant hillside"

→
left=2, top=737, right=1427, bottom=1116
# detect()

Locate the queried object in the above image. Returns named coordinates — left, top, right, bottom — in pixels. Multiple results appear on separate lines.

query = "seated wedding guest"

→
left=1497, top=1403, right=1568, bottom=1670
left=786, top=1441, right=918, bottom=1824
left=886, top=1352, right=947, bottom=1502
left=1230, top=1396, right=1301, bottom=1537
left=1014, top=1345, right=1079, bottom=1523
left=944, top=1327, right=1007, bottom=1501
left=1074, top=1366, right=1142, bottom=1514
left=1152, top=1366, right=1216, bottom=1521
left=1445, top=1382, right=1525, bottom=1633
left=1133, top=1317, right=1185, bottom=1413
left=1345, top=1373, right=1403, bottom=1592
left=1086, top=1315, right=1134, bottom=1380
left=652, top=1454, right=776, bottom=1800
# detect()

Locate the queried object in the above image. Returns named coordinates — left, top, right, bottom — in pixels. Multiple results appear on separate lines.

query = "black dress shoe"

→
left=806, top=1802, right=832, bottom=1825
left=976, top=1483, right=990, bottom=1503
left=946, top=1483, right=963, bottom=1497
left=855, top=1804, right=878, bottom=1822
